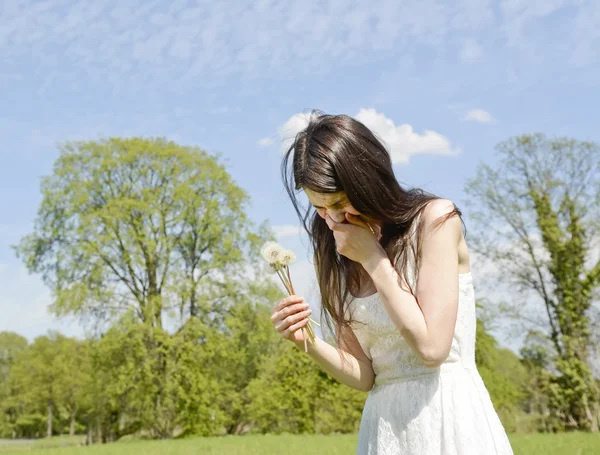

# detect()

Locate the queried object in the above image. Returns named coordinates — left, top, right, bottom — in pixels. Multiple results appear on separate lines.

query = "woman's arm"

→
left=362, top=199, right=461, bottom=367
left=294, top=324, right=375, bottom=392
left=270, top=295, right=375, bottom=392
left=326, top=199, right=461, bottom=368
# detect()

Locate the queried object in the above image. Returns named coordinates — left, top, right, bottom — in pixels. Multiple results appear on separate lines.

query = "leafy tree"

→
left=9, top=332, right=74, bottom=438
left=475, top=319, right=528, bottom=432
left=14, top=137, right=276, bottom=438
left=520, top=330, right=559, bottom=432
left=216, top=284, right=283, bottom=434
left=247, top=341, right=324, bottom=434
left=0, top=332, right=28, bottom=438
left=246, top=340, right=367, bottom=434
left=313, top=372, right=366, bottom=434
left=15, top=137, right=262, bottom=326
left=466, top=134, right=600, bottom=430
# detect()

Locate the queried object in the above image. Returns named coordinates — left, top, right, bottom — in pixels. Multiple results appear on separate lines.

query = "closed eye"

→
left=312, top=200, right=347, bottom=211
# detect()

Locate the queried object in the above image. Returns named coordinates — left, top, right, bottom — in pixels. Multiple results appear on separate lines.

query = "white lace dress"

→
left=348, top=263, right=514, bottom=453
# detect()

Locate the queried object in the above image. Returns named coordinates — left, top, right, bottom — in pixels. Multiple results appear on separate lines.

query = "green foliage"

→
left=475, top=319, right=529, bottom=432
left=9, top=137, right=283, bottom=440
left=3, top=333, right=89, bottom=439
left=14, top=137, right=261, bottom=325
left=10, top=133, right=598, bottom=442
left=246, top=341, right=367, bottom=434
left=466, top=133, right=600, bottom=431
left=313, top=373, right=366, bottom=434
left=0, top=332, right=28, bottom=438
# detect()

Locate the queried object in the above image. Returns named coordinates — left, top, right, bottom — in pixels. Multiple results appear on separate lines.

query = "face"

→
left=304, top=189, right=362, bottom=223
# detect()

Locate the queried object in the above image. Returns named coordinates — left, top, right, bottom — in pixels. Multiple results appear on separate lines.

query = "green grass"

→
left=0, top=432, right=598, bottom=454
left=510, top=432, right=599, bottom=454
left=0, top=436, right=86, bottom=453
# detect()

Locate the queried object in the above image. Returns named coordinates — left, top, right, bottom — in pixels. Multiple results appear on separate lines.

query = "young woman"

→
left=270, top=112, right=514, bottom=454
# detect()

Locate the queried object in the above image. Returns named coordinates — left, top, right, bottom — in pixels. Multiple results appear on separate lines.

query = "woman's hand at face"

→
left=325, top=213, right=385, bottom=264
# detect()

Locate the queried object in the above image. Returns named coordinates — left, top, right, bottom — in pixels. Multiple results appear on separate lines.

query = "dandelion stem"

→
left=286, top=266, right=296, bottom=294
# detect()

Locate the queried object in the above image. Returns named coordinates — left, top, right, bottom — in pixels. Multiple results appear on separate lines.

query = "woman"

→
left=270, top=112, right=514, bottom=454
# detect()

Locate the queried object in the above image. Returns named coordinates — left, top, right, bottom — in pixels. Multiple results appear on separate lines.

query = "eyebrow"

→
left=312, top=198, right=346, bottom=209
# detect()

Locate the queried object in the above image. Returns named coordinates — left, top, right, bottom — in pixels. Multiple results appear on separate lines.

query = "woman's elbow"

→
left=356, top=368, right=375, bottom=392
left=419, top=346, right=450, bottom=369
left=356, top=377, right=375, bottom=392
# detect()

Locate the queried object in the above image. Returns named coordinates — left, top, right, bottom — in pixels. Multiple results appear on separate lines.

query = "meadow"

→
left=0, top=433, right=598, bottom=455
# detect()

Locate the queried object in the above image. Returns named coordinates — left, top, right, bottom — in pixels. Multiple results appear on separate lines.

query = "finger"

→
left=271, top=302, right=310, bottom=323
left=344, top=213, right=371, bottom=231
left=272, top=296, right=301, bottom=314
left=346, top=213, right=382, bottom=239
left=277, top=295, right=304, bottom=310
left=282, top=318, right=309, bottom=339
left=325, top=214, right=348, bottom=232
left=275, top=308, right=312, bottom=332
left=374, top=223, right=383, bottom=240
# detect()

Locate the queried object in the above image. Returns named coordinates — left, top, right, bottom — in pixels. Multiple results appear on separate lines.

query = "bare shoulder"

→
left=421, top=198, right=462, bottom=239
left=421, top=198, right=470, bottom=271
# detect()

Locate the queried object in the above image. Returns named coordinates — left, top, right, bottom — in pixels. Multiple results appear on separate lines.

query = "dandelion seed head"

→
left=278, top=249, right=296, bottom=266
left=260, top=241, right=283, bottom=264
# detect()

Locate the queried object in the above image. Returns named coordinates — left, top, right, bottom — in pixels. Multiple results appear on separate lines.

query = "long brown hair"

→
left=281, top=111, right=461, bottom=348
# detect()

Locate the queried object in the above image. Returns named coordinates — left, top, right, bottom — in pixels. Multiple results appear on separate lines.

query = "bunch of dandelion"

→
left=261, top=241, right=319, bottom=352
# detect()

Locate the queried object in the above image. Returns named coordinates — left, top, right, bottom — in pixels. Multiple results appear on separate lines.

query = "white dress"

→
left=348, top=229, right=514, bottom=454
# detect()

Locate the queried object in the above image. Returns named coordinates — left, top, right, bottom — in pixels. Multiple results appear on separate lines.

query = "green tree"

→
left=313, top=372, right=366, bottom=434
left=9, top=332, right=74, bottom=438
left=246, top=340, right=367, bottom=434
left=520, top=330, right=558, bottom=432
left=247, top=341, right=324, bottom=434
left=0, top=332, right=28, bottom=438
left=475, top=319, right=528, bottom=432
left=216, top=284, right=283, bottom=434
left=54, top=337, right=90, bottom=436
left=14, top=137, right=275, bottom=438
left=15, top=137, right=261, bottom=325
left=466, top=134, right=600, bottom=431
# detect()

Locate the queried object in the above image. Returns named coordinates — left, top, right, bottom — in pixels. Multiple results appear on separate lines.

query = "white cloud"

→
left=257, top=137, right=275, bottom=148
left=460, top=39, right=482, bottom=63
left=355, top=108, right=459, bottom=163
left=279, top=112, right=314, bottom=152
left=267, top=108, right=459, bottom=164
left=272, top=224, right=302, bottom=238
left=464, top=109, right=495, bottom=124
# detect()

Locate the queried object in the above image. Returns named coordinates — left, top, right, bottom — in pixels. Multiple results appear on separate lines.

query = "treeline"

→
left=1, top=134, right=598, bottom=441
left=0, top=313, right=365, bottom=440
left=1, top=313, right=594, bottom=440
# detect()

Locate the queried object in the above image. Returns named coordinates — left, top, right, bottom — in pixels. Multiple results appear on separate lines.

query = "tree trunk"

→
left=47, top=400, right=53, bottom=438
left=70, top=411, right=76, bottom=436
left=96, top=418, right=102, bottom=444
left=592, top=401, right=599, bottom=433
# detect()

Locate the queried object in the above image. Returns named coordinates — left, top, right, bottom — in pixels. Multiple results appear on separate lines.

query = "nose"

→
left=325, top=209, right=346, bottom=223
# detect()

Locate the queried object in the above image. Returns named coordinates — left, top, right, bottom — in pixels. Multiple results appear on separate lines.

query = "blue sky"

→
left=1, top=0, right=599, bottom=349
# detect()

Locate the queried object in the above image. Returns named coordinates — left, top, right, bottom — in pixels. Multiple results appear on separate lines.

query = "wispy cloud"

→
left=265, top=109, right=459, bottom=164
left=272, top=224, right=302, bottom=239
left=464, top=109, right=495, bottom=124
left=257, top=137, right=275, bottom=148
left=3, top=0, right=595, bottom=91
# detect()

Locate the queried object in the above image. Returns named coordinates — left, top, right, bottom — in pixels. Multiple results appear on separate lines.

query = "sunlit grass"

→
left=0, top=432, right=598, bottom=454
